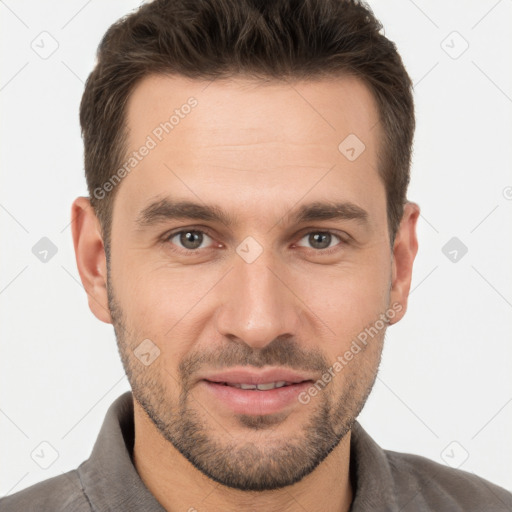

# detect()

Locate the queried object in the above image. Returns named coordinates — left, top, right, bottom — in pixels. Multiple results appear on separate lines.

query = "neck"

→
left=132, top=400, right=353, bottom=512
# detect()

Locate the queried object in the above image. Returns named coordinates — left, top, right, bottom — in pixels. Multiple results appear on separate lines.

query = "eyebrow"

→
left=134, top=197, right=368, bottom=229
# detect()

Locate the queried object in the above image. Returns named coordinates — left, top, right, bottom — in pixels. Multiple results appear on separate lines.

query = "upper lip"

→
left=200, top=366, right=316, bottom=385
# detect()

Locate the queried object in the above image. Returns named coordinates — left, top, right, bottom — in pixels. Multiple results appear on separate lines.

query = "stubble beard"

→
left=107, top=279, right=384, bottom=491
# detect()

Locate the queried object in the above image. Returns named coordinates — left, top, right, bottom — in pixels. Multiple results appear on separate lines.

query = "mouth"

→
left=198, top=367, right=316, bottom=415
left=207, top=380, right=307, bottom=390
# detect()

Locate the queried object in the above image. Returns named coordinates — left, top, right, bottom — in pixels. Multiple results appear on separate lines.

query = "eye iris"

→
left=174, top=231, right=335, bottom=251
left=310, top=232, right=331, bottom=249
left=180, top=231, right=203, bottom=249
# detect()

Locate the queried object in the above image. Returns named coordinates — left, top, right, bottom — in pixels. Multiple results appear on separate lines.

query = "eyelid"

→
left=163, top=224, right=214, bottom=236
left=295, top=227, right=350, bottom=243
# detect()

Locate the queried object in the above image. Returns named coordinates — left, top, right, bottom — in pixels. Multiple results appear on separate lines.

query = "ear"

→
left=71, top=197, right=112, bottom=324
left=389, top=201, right=420, bottom=325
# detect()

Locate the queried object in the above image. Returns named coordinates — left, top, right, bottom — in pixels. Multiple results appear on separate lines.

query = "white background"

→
left=1, top=0, right=511, bottom=498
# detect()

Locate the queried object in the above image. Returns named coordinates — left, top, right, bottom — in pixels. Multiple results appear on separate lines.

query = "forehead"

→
left=115, top=73, right=384, bottom=229
left=125, top=73, right=380, bottom=150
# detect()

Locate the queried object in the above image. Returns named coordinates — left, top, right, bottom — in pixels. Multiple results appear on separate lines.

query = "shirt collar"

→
left=349, top=420, right=398, bottom=511
left=78, top=391, right=397, bottom=511
left=78, top=391, right=166, bottom=511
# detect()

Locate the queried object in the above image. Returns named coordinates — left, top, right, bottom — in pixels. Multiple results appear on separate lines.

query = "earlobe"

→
left=71, top=197, right=112, bottom=324
left=389, top=202, right=420, bottom=325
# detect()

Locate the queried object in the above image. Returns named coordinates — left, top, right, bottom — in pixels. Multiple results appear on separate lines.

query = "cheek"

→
left=305, top=256, right=390, bottom=307
left=115, top=253, right=201, bottom=323
left=112, top=238, right=391, bottom=358
left=294, top=256, right=391, bottom=345
left=114, top=265, right=211, bottom=362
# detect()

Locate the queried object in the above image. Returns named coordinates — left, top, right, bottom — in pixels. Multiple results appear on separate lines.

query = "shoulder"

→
left=0, top=469, right=91, bottom=512
left=384, top=449, right=512, bottom=511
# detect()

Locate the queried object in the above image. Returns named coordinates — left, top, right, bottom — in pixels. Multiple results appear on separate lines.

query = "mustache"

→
left=178, top=335, right=329, bottom=386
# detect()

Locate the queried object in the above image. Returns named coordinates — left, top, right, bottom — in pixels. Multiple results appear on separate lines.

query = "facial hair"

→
left=107, top=277, right=385, bottom=491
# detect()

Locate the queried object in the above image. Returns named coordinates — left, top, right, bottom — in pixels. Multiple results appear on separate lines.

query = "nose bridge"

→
left=215, top=242, right=299, bottom=349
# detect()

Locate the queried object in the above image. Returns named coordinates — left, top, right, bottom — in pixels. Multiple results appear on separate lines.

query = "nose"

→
left=214, top=248, right=302, bottom=350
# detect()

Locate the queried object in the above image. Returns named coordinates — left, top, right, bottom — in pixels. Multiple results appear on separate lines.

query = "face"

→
left=73, top=74, right=418, bottom=491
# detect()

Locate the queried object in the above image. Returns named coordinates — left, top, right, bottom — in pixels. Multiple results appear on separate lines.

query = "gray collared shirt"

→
left=1, top=391, right=511, bottom=511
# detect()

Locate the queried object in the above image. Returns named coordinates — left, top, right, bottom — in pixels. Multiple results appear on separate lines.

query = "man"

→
left=1, top=0, right=511, bottom=510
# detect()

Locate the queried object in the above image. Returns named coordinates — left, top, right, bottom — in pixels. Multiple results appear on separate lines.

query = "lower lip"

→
left=201, top=380, right=312, bottom=415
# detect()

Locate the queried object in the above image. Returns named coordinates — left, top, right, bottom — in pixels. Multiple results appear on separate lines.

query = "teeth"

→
left=257, top=382, right=277, bottom=390
left=228, top=381, right=289, bottom=390
left=240, top=383, right=257, bottom=390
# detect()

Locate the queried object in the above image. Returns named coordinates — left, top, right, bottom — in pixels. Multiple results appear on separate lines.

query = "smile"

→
left=215, top=381, right=290, bottom=390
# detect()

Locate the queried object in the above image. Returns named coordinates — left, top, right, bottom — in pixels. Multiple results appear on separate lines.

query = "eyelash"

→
left=162, top=227, right=348, bottom=256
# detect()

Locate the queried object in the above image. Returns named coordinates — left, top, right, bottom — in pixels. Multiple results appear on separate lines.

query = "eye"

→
left=295, top=231, right=344, bottom=253
left=166, top=229, right=215, bottom=252
left=163, top=228, right=346, bottom=256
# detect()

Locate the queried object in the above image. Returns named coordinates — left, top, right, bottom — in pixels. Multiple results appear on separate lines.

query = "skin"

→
left=72, top=74, right=419, bottom=512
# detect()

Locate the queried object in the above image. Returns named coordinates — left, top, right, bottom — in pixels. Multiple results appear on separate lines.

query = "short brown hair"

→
left=80, top=0, right=414, bottom=251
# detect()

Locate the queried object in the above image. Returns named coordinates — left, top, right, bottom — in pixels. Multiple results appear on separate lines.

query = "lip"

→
left=200, top=366, right=316, bottom=386
left=198, top=366, right=316, bottom=416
